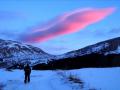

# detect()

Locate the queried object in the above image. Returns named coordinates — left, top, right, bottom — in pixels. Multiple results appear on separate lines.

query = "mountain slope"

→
left=58, top=37, right=120, bottom=59
left=1, top=37, right=120, bottom=69
left=35, top=37, right=120, bottom=70
left=0, top=39, right=54, bottom=67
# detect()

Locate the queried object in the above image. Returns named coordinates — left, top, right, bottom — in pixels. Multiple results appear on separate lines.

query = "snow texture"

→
left=0, top=67, right=120, bottom=90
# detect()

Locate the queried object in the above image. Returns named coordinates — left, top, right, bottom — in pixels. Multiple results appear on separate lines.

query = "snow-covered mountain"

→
left=57, top=37, right=120, bottom=59
left=1, top=37, right=120, bottom=68
left=0, top=39, right=54, bottom=66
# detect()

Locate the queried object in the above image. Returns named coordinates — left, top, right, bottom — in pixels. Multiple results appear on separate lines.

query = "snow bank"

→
left=64, top=67, right=120, bottom=90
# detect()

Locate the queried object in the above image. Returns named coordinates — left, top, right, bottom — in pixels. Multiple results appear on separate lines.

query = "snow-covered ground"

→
left=61, top=67, right=120, bottom=90
left=0, top=69, right=72, bottom=90
left=0, top=67, right=120, bottom=90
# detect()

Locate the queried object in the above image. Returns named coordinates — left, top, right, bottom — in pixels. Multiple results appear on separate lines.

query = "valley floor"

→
left=0, top=67, right=120, bottom=90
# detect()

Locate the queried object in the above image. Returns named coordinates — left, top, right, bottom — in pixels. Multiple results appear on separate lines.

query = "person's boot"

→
left=28, top=78, right=30, bottom=83
left=24, top=79, right=27, bottom=84
left=28, top=75, right=30, bottom=83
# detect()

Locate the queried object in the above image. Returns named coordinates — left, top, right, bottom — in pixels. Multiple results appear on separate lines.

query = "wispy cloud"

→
left=0, top=11, right=24, bottom=20
left=0, top=30, right=20, bottom=40
left=20, top=7, right=115, bottom=43
left=94, top=28, right=120, bottom=37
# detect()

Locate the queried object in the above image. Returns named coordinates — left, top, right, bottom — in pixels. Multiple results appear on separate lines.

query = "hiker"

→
left=24, top=64, right=31, bottom=83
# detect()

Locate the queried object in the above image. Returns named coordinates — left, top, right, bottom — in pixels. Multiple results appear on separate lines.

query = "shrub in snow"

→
left=0, top=83, right=5, bottom=90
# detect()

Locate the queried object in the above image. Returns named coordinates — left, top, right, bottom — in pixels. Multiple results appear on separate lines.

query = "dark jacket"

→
left=24, top=65, right=31, bottom=75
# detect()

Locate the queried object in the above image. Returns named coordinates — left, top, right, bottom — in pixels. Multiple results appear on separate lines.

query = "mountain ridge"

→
left=57, top=37, right=120, bottom=59
left=0, top=37, right=120, bottom=68
left=0, top=39, right=55, bottom=67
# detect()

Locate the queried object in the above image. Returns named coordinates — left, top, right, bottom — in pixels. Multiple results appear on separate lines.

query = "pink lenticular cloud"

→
left=21, top=7, right=115, bottom=43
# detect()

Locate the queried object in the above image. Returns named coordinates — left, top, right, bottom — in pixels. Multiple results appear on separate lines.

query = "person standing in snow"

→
left=24, top=64, right=31, bottom=83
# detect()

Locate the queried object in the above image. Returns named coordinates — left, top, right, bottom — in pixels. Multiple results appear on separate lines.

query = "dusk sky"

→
left=0, top=0, right=120, bottom=55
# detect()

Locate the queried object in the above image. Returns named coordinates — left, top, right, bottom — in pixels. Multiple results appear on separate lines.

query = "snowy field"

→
left=0, top=67, right=120, bottom=90
left=61, top=67, right=120, bottom=90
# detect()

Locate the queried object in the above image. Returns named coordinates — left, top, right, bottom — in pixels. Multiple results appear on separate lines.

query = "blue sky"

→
left=0, top=0, right=120, bottom=55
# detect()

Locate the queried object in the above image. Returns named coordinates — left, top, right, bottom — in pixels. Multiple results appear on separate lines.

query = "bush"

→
left=0, top=83, right=5, bottom=90
left=67, top=74, right=83, bottom=84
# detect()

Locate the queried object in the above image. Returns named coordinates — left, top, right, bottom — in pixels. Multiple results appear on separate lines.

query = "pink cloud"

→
left=21, top=7, right=115, bottom=43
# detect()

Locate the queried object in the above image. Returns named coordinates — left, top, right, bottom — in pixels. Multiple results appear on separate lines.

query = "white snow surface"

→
left=63, top=67, right=120, bottom=90
left=0, top=67, right=120, bottom=90
left=105, top=46, right=120, bottom=55
left=91, top=43, right=109, bottom=52
left=0, top=69, right=71, bottom=90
